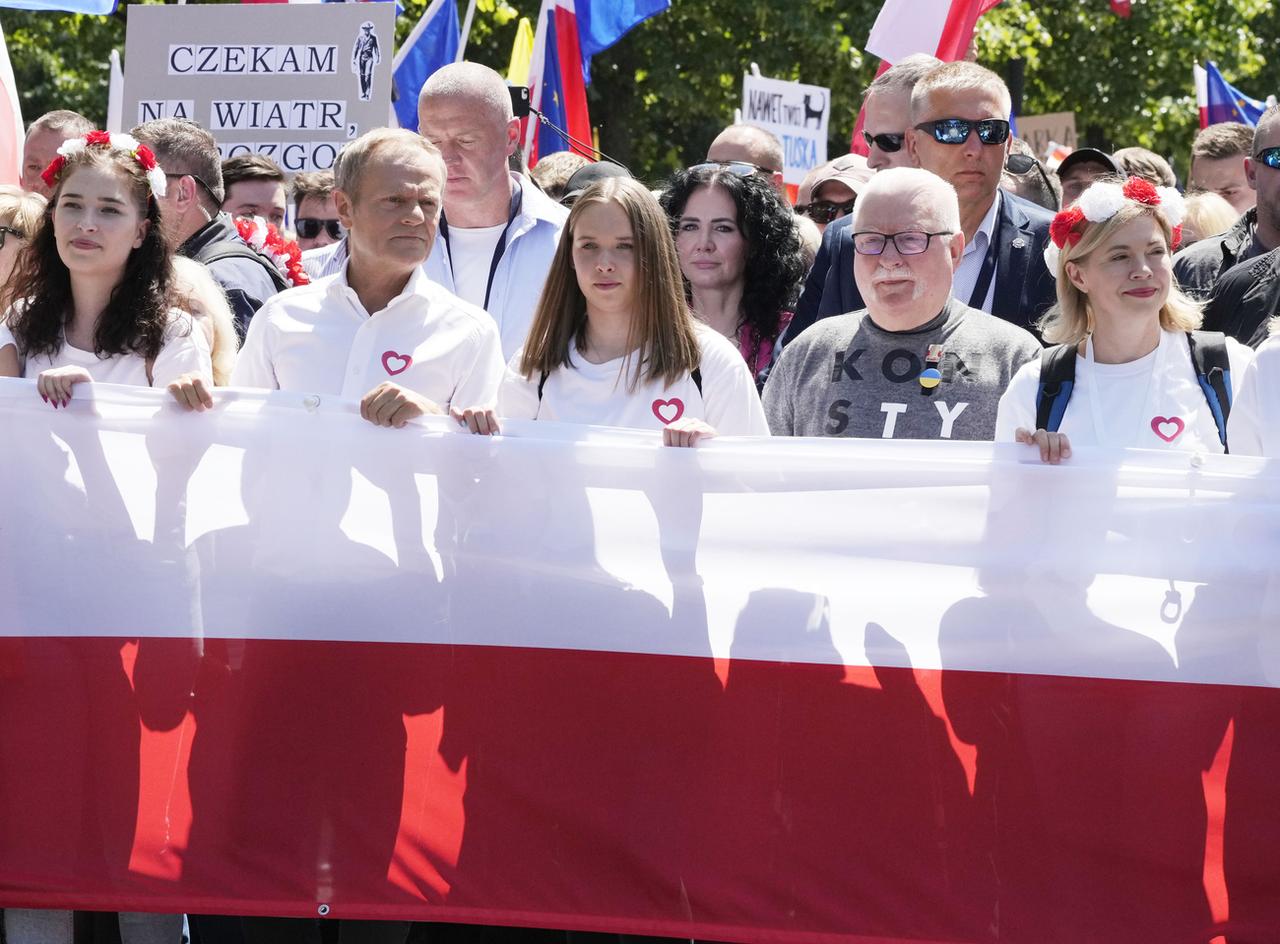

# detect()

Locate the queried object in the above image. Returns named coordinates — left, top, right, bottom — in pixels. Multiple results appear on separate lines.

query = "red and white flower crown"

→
left=1044, top=176, right=1186, bottom=276
left=234, top=216, right=310, bottom=289
left=41, top=130, right=167, bottom=200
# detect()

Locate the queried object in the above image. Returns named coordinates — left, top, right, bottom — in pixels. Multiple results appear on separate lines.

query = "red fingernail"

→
left=41, top=394, right=47, bottom=403
left=51, top=399, right=58, bottom=409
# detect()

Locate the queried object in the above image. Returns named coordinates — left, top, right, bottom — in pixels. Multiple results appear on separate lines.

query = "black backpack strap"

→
left=1034, top=343, right=1079, bottom=432
left=691, top=366, right=703, bottom=398
left=1186, top=330, right=1233, bottom=451
left=199, top=242, right=291, bottom=293
left=537, top=370, right=549, bottom=403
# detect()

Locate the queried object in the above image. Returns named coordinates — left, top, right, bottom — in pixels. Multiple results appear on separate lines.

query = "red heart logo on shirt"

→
left=1150, top=416, right=1185, bottom=442
left=651, top=398, right=684, bottom=425
left=381, top=351, right=413, bottom=376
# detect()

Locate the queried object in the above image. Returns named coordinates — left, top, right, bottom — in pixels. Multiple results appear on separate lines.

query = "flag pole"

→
left=456, top=0, right=477, bottom=61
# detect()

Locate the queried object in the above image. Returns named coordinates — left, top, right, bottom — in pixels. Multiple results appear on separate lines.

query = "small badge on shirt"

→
left=381, top=350, right=413, bottom=376
left=1150, top=416, right=1185, bottom=442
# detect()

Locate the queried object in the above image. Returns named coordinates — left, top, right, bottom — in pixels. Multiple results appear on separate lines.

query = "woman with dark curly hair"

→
left=661, top=165, right=805, bottom=380
left=0, top=131, right=212, bottom=410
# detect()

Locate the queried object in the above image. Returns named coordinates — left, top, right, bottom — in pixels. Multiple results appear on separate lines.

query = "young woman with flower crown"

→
left=0, top=130, right=214, bottom=410
left=995, top=176, right=1253, bottom=461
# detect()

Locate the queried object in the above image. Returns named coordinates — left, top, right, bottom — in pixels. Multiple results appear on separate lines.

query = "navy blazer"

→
left=783, top=192, right=1057, bottom=345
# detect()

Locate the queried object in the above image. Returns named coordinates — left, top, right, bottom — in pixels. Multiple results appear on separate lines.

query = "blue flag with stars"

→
left=1204, top=61, right=1267, bottom=127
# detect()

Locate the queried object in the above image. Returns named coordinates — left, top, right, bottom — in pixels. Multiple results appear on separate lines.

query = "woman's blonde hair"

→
left=171, top=256, right=238, bottom=385
left=0, top=185, right=48, bottom=311
left=519, top=176, right=699, bottom=391
left=1037, top=199, right=1201, bottom=345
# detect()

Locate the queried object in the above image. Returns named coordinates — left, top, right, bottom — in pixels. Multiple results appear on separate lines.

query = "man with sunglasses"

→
left=292, top=170, right=344, bottom=251
left=133, top=119, right=289, bottom=336
left=1199, top=106, right=1280, bottom=344
left=705, top=124, right=786, bottom=193
left=796, top=154, right=872, bottom=232
left=1176, top=106, right=1280, bottom=302
left=763, top=168, right=1038, bottom=440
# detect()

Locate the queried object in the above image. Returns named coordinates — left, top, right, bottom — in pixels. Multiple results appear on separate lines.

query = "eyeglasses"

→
left=295, top=218, right=344, bottom=240
left=0, top=225, right=25, bottom=249
left=862, top=131, right=905, bottom=153
left=164, top=171, right=221, bottom=204
left=914, top=118, right=1011, bottom=146
left=690, top=160, right=779, bottom=177
left=852, top=231, right=953, bottom=256
left=796, top=199, right=857, bottom=224
left=1005, top=153, right=1057, bottom=206
left=1255, top=146, right=1280, bottom=169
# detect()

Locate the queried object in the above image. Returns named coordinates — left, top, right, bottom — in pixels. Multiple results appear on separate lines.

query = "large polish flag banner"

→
left=2, top=379, right=1280, bottom=942
left=0, top=25, right=23, bottom=187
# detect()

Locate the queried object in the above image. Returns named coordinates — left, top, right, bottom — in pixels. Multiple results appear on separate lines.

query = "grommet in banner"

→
left=303, top=395, right=321, bottom=413
left=1189, top=452, right=1205, bottom=469
left=317, top=904, right=330, bottom=917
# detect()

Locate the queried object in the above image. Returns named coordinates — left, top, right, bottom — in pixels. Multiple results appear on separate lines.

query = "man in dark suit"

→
left=786, top=62, right=1055, bottom=346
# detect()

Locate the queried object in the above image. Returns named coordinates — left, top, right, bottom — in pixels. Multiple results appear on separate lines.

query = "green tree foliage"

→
left=4, top=0, right=1277, bottom=183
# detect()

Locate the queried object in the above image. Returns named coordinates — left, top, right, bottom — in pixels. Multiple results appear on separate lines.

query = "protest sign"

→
left=741, top=72, right=829, bottom=186
left=1017, top=111, right=1078, bottom=158
left=122, top=3, right=394, bottom=173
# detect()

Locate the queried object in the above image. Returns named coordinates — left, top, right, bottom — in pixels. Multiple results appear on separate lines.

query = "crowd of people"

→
left=2, top=45, right=1280, bottom=944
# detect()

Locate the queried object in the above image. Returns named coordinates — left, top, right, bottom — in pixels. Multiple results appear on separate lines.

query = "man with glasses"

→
left=705, top=124, right=786, bottom=193
left=1199, top=106, right=1280, bottom=343
left=291, top=170, right=344, bottom=252
left=796, top=154, right=872, bottom=232
left=1176, top=106, right=1280, bottom=301
left=780, top=55, right=939, bottom=356
left=133, top=119, right=289, bottom=336
left=763, top=168, right=1038, bottom=440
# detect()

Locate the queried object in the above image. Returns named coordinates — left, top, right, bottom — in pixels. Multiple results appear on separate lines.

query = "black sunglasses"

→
left=296, top=218, right=344, bottom=240
left=1005, top=153, right=1058, bottom=206
left=797, top=199, right=856, bottom=224
left=1256, top=146, right=1280, bottom=170
left=164, top=171, right=222, bottom=204
left=0, top=225, right=25, bottom=249
left=861, top=130, right=905, bottom=153
left=915, top=118, right=1011, bottom=146
left=852, top=231, right=953, bottom=256
left=690, top=160, right=779, bottom=177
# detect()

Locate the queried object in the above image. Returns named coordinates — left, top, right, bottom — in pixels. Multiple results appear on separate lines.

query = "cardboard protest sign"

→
left=741, top=73, right=830, bottom=186
left=123, top=3, right=394, bottom=173
left=1017, top=112, right=1078, bottom=159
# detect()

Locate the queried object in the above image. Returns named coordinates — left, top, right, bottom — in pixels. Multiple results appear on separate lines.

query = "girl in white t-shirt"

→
left=453, top=175, right=768, bottom=444
left=996, top=176, right=1251, bottom=461
left=0, top=131, right=212, bottom=406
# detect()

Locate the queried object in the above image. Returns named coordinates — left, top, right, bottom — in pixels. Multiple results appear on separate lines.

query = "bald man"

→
left=763, top=168, right=1039, bottom=441
left=416, top=61, right=568, bottom=359
left=706, top=124, right=785, bottom=192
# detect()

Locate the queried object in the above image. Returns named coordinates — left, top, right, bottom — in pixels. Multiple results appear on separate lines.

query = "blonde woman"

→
left=995, top=176, right=1252, bottom=461
left=1180, top=191, right=1239, bottom=248
left=172, top=255, right=238, bottom=385
left=0, top=185, right=47, bottom=312
left=455, top=176, right=768, bottom=444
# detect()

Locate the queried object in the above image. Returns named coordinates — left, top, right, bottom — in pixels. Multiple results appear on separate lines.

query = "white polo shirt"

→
left=231, top=263, right=505, bottom=410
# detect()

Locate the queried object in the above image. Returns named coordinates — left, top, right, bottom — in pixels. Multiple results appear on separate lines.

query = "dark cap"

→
left=561, top=161, right=632, bottom=205
left=1056, top=147, right=1119, bottom=178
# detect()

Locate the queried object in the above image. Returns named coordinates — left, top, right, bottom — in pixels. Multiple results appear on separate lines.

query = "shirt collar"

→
left=330, top=257, right=431, bottom=317
left=962, top=191, right=1002, bottom=257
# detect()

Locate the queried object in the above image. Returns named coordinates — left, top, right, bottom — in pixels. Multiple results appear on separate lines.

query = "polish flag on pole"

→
left=1194, top=63, right=1210, bottom=130
left=852, top=0, right=1003, bottom=154
left=0, top=24, right=23, bottom=187
left=524, top=0, right=592, bottom=167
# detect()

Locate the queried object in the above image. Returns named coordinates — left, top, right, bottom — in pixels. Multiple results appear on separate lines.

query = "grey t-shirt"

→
left=763, top=300, right=1041, bottom=440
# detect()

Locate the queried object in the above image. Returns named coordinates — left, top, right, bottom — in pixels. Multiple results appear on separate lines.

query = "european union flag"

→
left=537, top=5, right=572, bottom=156
left=1204, top=61, right=1267, bottom=127
left=391, top=0, right=459, bottom=133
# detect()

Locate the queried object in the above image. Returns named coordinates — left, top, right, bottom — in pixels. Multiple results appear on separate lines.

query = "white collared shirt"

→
left=951, top=191, right=1002, bottom=314
left=231, top=263, right=505, bottom=409
left=426, top=172, right=568, bottom=361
